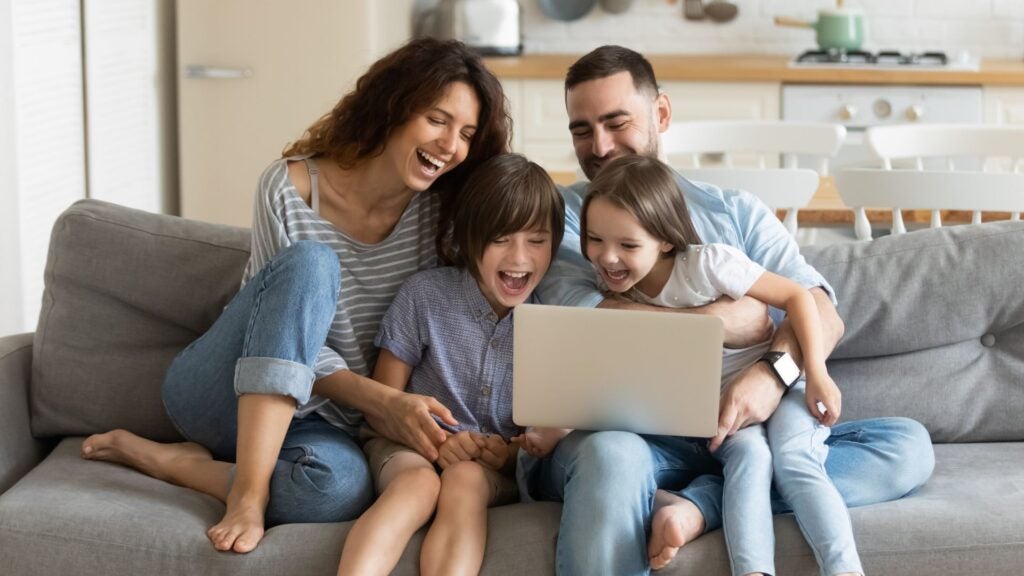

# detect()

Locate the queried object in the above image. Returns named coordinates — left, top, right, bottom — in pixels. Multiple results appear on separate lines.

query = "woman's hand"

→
left=512, top=427, right=572, bottom=458
left=437, top=431, right=485, bottom=469
left=805, top=372, right=841, bottom=427
left=365, top=391, right=458, bottom=462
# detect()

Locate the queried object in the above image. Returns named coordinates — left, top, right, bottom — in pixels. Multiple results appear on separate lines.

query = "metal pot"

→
left=774, top=7, right=865, bottom=51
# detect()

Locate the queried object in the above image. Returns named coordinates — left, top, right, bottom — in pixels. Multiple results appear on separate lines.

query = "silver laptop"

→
left=512, top=304, right=723, bottom=437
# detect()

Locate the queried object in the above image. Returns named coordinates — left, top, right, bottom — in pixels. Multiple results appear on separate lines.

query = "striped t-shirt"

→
left=241, top=156, right=440, bottom=433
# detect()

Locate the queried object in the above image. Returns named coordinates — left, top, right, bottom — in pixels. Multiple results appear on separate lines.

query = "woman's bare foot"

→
left=648, top=489, right=705, bottom=571
left=81, top=429, right=212, bottom=483
left=207, top=489, right=268, bottom=553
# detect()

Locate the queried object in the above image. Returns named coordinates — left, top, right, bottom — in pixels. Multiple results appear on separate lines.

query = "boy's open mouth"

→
left=500, top=271, right=530, bottom=291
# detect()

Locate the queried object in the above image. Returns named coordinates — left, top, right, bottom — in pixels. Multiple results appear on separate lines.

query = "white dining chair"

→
left=845, top=123, right=1024, bottom=240
left=834, top=168, right=1024, bottom=241
left=661, top=121, right=846, bottom=237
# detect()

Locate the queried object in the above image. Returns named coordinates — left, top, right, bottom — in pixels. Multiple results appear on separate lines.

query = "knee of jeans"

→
left=721, top=434, right=772, bottom=475
left=557, top=430, right=651, bottom=483
left=267, top=446, right=374, bottom=524
left=885, top=417, right=935, bottom=497
left=281, top=241, right=341, bottom=296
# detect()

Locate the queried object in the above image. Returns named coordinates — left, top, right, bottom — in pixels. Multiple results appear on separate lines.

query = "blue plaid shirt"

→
left=374, top=266, right=530, bottom=441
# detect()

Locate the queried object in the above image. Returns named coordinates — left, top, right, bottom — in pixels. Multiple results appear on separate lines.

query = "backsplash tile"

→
left=523, top=0, right=1024, bottom=58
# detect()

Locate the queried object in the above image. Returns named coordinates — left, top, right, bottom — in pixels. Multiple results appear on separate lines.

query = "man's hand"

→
left=437, top=431, right=485, bottom=469
left=365, top=392, right=457, bottom=462
left=709, top=361, right=784, bottom=452
left=699, top=296, right=774, bottom=349
left=602, top=295, right=773, bottom=349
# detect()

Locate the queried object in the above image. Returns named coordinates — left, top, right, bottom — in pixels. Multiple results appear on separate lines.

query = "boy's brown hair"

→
left=446, top=154, right=565, bottom=280
left=581, top=155, right=702, bottom=260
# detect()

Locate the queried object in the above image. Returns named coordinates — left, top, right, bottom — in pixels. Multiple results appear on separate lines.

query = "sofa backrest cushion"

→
left=804, top=221, right=1024, bottom=443
left=32, top=200, right=251, bottom=441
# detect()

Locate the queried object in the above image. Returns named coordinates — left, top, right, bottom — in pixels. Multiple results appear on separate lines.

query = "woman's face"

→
left=585, top=197, right=672, bottom=293
left=386, top=81, right=480, bottom=192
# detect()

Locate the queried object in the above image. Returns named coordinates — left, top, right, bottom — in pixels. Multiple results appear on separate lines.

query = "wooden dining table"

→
left=548, top=171, right=1016, bottom=226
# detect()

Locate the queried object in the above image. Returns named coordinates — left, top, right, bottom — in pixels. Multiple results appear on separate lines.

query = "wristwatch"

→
left=759, top=351, right=801, bottom=391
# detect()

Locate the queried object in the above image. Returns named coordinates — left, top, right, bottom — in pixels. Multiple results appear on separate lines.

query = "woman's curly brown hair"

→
left=283, top=37, right=511, bottom=257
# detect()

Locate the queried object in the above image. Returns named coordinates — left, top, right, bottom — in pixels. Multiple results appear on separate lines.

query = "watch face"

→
left=774, top=353, right=802, bottom=386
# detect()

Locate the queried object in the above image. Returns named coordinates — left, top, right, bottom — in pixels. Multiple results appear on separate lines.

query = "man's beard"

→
left=581, top=128, right=660, bottom=180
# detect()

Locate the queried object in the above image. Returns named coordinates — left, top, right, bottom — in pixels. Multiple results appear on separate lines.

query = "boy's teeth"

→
left=503, top=271, right=527, bottom=278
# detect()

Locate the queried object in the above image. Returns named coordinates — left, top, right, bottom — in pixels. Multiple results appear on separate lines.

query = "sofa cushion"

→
left=0, top=439, right=560, bottom=576
left=2, top=439, right=1020, bottom=575
left=804, top=222, right=1024, bottom=443
left=32, top=200, right=251, bottom=441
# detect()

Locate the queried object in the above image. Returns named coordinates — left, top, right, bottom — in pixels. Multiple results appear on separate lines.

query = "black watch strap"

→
left=759, top=351, right=801, bottom=390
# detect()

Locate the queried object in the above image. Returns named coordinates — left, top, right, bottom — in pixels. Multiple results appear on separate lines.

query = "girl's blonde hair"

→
left=446, top=154, right=565, bottom=281
left=580, top=155, right=702, bottom=260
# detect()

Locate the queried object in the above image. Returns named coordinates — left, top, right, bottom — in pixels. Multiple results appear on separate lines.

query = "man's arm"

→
left=709, top=287, right=844, bottom=451
left=598, top=294, right=774, bottom=349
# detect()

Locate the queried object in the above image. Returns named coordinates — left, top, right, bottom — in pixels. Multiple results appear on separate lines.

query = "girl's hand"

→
left=437, top=431, right=485, bottom=470
left=805, top=373, right=841, bottom=427
left=512, top=427, right=572, bottom=458
left=473, top=433, right=512, bottom=471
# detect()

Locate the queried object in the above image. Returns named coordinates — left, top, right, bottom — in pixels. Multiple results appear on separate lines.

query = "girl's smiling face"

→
left=476, top=228, right=553, bottom=318
left=584, top=197, right=672, bottom=294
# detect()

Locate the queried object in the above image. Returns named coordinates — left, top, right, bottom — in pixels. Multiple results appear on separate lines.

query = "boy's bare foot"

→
left=81, top=429, right=211, bottom=483
left=648, top=489, right=705, bottom=571
left=207, top=490, right=268, bottom=553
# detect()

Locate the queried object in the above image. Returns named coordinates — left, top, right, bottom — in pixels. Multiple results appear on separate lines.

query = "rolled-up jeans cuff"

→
left=234, top=356, right=315, bottom=404
left=677, top=485, right=722, bottom=535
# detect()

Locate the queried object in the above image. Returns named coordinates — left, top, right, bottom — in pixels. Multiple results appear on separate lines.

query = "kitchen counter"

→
left=484, top=54, right=1024, bottom=86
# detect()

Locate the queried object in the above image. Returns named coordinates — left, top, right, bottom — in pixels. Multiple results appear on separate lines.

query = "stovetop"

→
left=790, top=49, right=979, bottom=71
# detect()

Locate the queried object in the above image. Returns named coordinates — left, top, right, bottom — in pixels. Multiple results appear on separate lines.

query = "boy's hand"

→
left=437, top=431, right=485, bottom=469
left=473, top=433, right=512, bottom=471
left=805, top=373, right=841, bottom=427
left=511, top=427, right=572, bottom=458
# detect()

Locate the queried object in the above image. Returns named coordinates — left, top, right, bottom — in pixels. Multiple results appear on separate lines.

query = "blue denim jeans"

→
left=529, top=415, right=933, bottom=576
left=714, top=383, right=863, bottom=576
left=162, top=241, right=374, bottom=526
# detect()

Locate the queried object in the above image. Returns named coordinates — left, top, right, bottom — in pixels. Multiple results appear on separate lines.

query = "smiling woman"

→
left=80, top=37, right=511, bottom=556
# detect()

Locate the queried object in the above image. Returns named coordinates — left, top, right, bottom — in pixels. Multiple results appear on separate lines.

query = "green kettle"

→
left=774, top=1, right=865, bottom=52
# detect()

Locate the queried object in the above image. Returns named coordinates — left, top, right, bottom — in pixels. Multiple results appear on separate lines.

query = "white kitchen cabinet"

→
left=502, top=78, right=780, bottom=175
left=984, top=87, right=1024, bottom=125
left=660, top=82, right=780, bottom=122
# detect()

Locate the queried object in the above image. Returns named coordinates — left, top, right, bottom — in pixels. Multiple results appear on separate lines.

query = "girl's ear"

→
left=660, top=241, right=673, bottom=253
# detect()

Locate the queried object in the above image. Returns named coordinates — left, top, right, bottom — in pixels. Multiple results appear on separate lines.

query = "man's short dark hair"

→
left=564, top=45, right=659, bottom=97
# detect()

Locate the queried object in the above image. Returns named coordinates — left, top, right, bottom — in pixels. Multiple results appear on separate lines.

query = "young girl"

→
left=337, top=154, right=568, bottom=576
left=581, top=155, right=862, bottom=576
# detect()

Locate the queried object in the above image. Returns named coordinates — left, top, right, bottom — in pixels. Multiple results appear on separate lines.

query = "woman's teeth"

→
left=417, top=149, right=445, bottom=174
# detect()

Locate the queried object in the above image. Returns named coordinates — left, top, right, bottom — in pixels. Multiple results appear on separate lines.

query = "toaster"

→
left=434, top=0, right=522, bottom=56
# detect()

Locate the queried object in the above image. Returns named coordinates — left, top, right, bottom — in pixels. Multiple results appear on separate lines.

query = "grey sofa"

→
left=1, top=199, right=1023, bottom=575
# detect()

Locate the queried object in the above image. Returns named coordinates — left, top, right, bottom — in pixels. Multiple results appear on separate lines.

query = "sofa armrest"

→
left=0, top=333, right=47, bottom=494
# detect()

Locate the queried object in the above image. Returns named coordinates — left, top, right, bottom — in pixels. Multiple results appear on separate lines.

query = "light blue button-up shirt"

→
left=536, top=172, right=836, bottom=325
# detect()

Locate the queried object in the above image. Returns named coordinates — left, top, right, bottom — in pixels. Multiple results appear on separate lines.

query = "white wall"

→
left=0, top=0, right=23, bottom=336
left=524, top=0, right=1024, bottom=58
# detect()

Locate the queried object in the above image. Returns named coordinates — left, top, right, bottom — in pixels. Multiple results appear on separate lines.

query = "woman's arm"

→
left=312, top=355, right=457, bottom=462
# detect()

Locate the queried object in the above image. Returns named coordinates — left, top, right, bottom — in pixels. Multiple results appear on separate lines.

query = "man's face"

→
left=565, top=71, right=670, bottom=180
